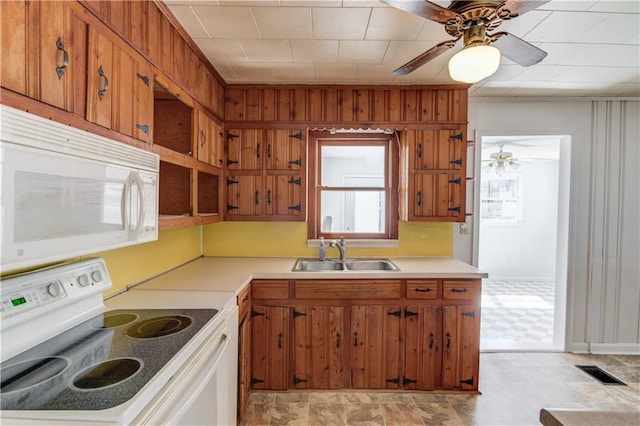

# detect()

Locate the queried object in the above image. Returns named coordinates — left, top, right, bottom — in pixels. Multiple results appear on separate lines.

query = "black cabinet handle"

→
left=267, top=143, right=272, bottom=158
left=336, top=332, right=341, bottom=349
left=417, top=191, right=422, bottom=207
left=278, top=332, right=283, bottom=349
left=353, top=331, right=359, bottom=347
left=446, top=332, right=451, bottom=349
left=254, top=191, right=259, bottom=205
left=450, top=288, right=469, bottom=293
left=414, top=288, right=432, bottom=293
left=417, top=143, right=422, bottom=158
left=55, top=38, right=69, bottom=79
left=97, top=65, right=109, bottom=100
left=256, top=143, right=261, bottom=158
left=429, top=332, right=434, bottom=349
left=267, top=190, right=271, bottom=205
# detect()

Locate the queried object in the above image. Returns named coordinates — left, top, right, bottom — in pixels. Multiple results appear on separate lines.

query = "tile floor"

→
left=481, top=279, right=556, bottom=350
left=240, top=352, right=640, bottom=426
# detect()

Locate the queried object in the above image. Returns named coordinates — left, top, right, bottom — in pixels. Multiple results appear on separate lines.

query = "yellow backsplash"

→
left=202, top=221, right=453, bottom=257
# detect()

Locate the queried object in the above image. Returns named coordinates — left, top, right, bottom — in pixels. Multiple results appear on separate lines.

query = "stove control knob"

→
left=91, top=270, right=103, bottom=282
left=47, top=282, right=62, bottom=297
left=77, top=274, right=91, bottom=287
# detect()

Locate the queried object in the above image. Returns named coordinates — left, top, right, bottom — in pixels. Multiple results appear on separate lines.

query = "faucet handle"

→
left=339, top=236, right=346, bottom=246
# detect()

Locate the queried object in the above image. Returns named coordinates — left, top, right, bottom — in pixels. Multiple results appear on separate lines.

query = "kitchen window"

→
left=308, top=131, right=399, bottom=240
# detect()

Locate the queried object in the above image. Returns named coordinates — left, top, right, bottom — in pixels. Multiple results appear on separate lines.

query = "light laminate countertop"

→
left=125, top=256, right=488, bottom=298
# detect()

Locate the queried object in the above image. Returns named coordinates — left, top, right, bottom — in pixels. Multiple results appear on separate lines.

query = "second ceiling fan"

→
left=381, top=0, right=550, bottom=82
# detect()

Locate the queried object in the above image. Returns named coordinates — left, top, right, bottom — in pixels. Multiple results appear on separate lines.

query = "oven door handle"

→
left=136, top=326, right=232, bottom=425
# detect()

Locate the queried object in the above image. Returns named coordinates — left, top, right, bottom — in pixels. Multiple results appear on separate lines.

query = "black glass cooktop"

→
left=0, top=309, right=217, bottom=411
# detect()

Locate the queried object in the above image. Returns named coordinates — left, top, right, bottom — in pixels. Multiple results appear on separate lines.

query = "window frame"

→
left=308, top=131, right=399, bottom=240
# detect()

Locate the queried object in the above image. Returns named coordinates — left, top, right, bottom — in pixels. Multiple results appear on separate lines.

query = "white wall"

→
left=456, top=98, right=640, bottom=354
left=478, top=159, right=559, bottom=279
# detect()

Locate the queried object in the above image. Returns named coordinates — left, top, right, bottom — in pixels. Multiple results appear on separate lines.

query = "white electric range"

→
left=0, top=258, right=238, bottom=425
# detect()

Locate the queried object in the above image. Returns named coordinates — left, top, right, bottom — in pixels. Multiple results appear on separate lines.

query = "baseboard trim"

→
left=589, top=343, right=640, bottom=355
left=570, top=342, right=590, bottom=354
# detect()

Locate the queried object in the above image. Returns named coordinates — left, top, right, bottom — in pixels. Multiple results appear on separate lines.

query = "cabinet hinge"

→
left=290, top=132, right=303, bottom=140
left=387, top=310, right=402, bottom=318
left=386, top=378, right=400, bottom=385
left=448, top=205, right=461, bottom=213
left=403, top=376, right=418, bottom=386
left=461, top=310, right=475, bottom=318
left=460, top=376, right=474, bottom=386
left=404, top=309, right=419, bottom=318
left=227, top=132, right=239, bottom=140
left=135, top=123, right=149, bottom=134
left=226, top=178, right=239, bottom=185
left=251, top=310, right=265, bottom=318
left=449, top=133, right=463, bottom=141
left=288, top=204, right=301, bottom=212
left=293, top=310, right=307, bottom=318
left=288, top=159, right=302, bottom=167
left=449, top=158, right=463, bottom=166
left=288, top=177, right=302, bottom=186
left=293, top=375, right=308, bottom=385
left=250, top=377, right=265, bottom=385
left=448, top=177, right=461, bottom=185
left=227, top=159, right=239, bottom=167
left=135, top=72, right=149, bottom=86
left=227, top=204, right=239, bottom=211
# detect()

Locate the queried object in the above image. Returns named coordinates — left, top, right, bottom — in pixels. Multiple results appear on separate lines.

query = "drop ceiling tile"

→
left=240, top=39, right=293, bottom=62
left=338, top=40, right=389, bottom=64
left=281, top=0, right=341, bottom=7
left=554, top=66, right=640, bottom=83
left=535, top=42, right=591, bottom=65
left=343, top=0, right=386, bottom=7
left=524, top=11, right=610, bottom=43
left=272, top=62, right=316, bottom=80
left=415, top=20, right=451, bottom=41
left=168, top=5, right=210, bottom=38
left=291, top=40, right=339, bottom=62
left=496, top=10, right=552, bottom=38
left=213, top=62, right=237, bottom=80
left=489, top=64, right=527, bottom=80
left=312, top=7, right=372, bottom=40
left=354, top=64, right=395, bottom=81
left=314, top=63, right=358, bottom=81
left=197, top=38, right=248, bottom=62
left=164, top=1, right=219, bottom=4
left=229, top=62, right=276, bottom=81
left=509, top=65, right=572, bottom=81
left=573, top=14, right=640, bottom=44
left=252, top=7, right=313, bottom=39
left=218, top=0, right=279, bottom=5
left=382, top=40, right=458, bottom=67
left=540, top=1, right=598, bottom=12
left=562, top=44, right=639, bottom=67
left=364, top=7, right=426, bottom=41
left=191, top=6, right=260, bottom=38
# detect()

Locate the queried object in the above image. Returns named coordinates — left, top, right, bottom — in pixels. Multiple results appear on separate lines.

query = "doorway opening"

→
left=478, top=134, right=570, bottom=351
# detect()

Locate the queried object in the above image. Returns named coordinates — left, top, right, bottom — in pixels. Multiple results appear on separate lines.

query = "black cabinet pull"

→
left=256, top=143, right=261, bottom=158
left=353, top=331, right=359, bottom=347
left=278, top=332, right=283, bottom=349
left=267, top=144, right=272, bottom=158
left=414, top=288, right=432, bottom=293
left=450, top=288, right=469, bottom=293
left=55, top=38, right=69, bottom=79
left=336, top=332, right=341, bottom=349
left=254, top=191, right=259, bottom=205
left=97, top=65, right=109, bottom=100
left=417, top=191, right=422, bottom=207
left=267, top=190, right=272, bottom=205
left=417, top=143, right=422, bottom=158
left=429, top=332, right=434, bottom=349
left=446, top=332, right=451, bottom=349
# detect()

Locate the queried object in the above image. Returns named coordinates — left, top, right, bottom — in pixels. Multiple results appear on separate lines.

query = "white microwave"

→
left=1, top=105, right=159, bottom=273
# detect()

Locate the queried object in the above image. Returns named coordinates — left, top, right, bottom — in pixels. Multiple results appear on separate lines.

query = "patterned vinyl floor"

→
left=481, top=279, right=556, bottom=349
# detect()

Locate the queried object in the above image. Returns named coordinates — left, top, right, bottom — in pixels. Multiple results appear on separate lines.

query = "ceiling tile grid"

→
left=164, top=0, right=640, bottom=96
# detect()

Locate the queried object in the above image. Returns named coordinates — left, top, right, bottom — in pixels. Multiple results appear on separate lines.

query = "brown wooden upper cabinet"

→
left=195, top=107, right=224, bottom=168
left=86, top=25, right=153, bottom=143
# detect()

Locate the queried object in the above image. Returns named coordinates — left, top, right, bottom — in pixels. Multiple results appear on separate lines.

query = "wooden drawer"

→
left=252, top=280, right=289, bottom=299
left=442, top=280, right=480, bottom=301
left=294, top=280, right=402, bottom=299
left=237, top=284, right=251, bottom=318
left=406, top=280, right=438, bottom=299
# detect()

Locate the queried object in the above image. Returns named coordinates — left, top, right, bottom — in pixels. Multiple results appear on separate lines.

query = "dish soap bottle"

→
left=318, top=237, right=326, bottom=261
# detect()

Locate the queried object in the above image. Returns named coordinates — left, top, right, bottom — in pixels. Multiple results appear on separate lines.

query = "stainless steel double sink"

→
left=292, top=258, right=399, bottom=272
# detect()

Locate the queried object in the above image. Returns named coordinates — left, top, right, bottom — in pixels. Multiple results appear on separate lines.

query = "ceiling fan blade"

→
left=500, top=0, right=550, bottom=17
left=393, top=38, right=459, bottom=76
left=380, top=0, right=461, bottom=24
left=490, top=32, right=547, bottom=66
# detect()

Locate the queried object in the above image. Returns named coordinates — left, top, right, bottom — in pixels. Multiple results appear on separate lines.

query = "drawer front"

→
left=294, top=280, right=402, bottom=299
left=442, top=280, right=480, bottom=301
left=237, top=284, right=252, bottom=317
left=252, top=280, right=289, bottom=299
left=406, top=280, right=438, bottom=299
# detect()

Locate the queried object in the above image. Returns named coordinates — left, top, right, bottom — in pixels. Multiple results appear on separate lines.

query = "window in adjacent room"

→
left=308, top=131, right=399, bottom=240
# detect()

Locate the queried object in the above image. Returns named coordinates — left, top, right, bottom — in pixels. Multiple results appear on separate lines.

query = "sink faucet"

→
left=329, top=237, right=347, bottom=262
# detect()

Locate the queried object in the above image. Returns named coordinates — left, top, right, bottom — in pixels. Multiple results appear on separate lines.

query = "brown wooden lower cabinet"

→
left=243, top=278, right=480, bottom=402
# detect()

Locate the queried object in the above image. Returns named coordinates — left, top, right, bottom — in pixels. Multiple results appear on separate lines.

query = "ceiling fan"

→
left=483, top=143, right=520, bottom=175
left=381, top=0, right=549, bottom=82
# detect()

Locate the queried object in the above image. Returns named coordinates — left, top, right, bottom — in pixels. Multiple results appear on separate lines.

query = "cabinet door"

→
left=442, top=305, right=479, bottom=391
left=411, top=173, right=463, bottom=220
left=227, top=129, right=262, bottom=170
left=86, top=26, right=113, bottom=129
left=226, top=175, right=264, bottom=216
left=264, top=175, right=303, bottom=218
left=34, top=1, right=87, bottom=115
left=1, top=1, right=30, bottom=95
left=265, top=129, right=304, bottom=171
left=408, top=129, right=465, bottom=171
left=210, top=120, right=224, bottom=168
left=404, top=306, right=441, bottom=390
left=292, top=306, right=345, bottom=389
left=237, top=311, right=251, bottom=422
left=350, top=305, right=402, bottom=389
left=251, top=306, right=289, bottom=390
left=196, top=108, right=212, bottom=164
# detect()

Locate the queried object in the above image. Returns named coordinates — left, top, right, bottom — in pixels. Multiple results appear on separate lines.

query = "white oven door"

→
left=137, top=308, right=238, bottom=426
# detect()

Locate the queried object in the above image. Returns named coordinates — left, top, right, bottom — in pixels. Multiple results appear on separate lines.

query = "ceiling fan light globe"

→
left=448, top=45, right=501, bottom=83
